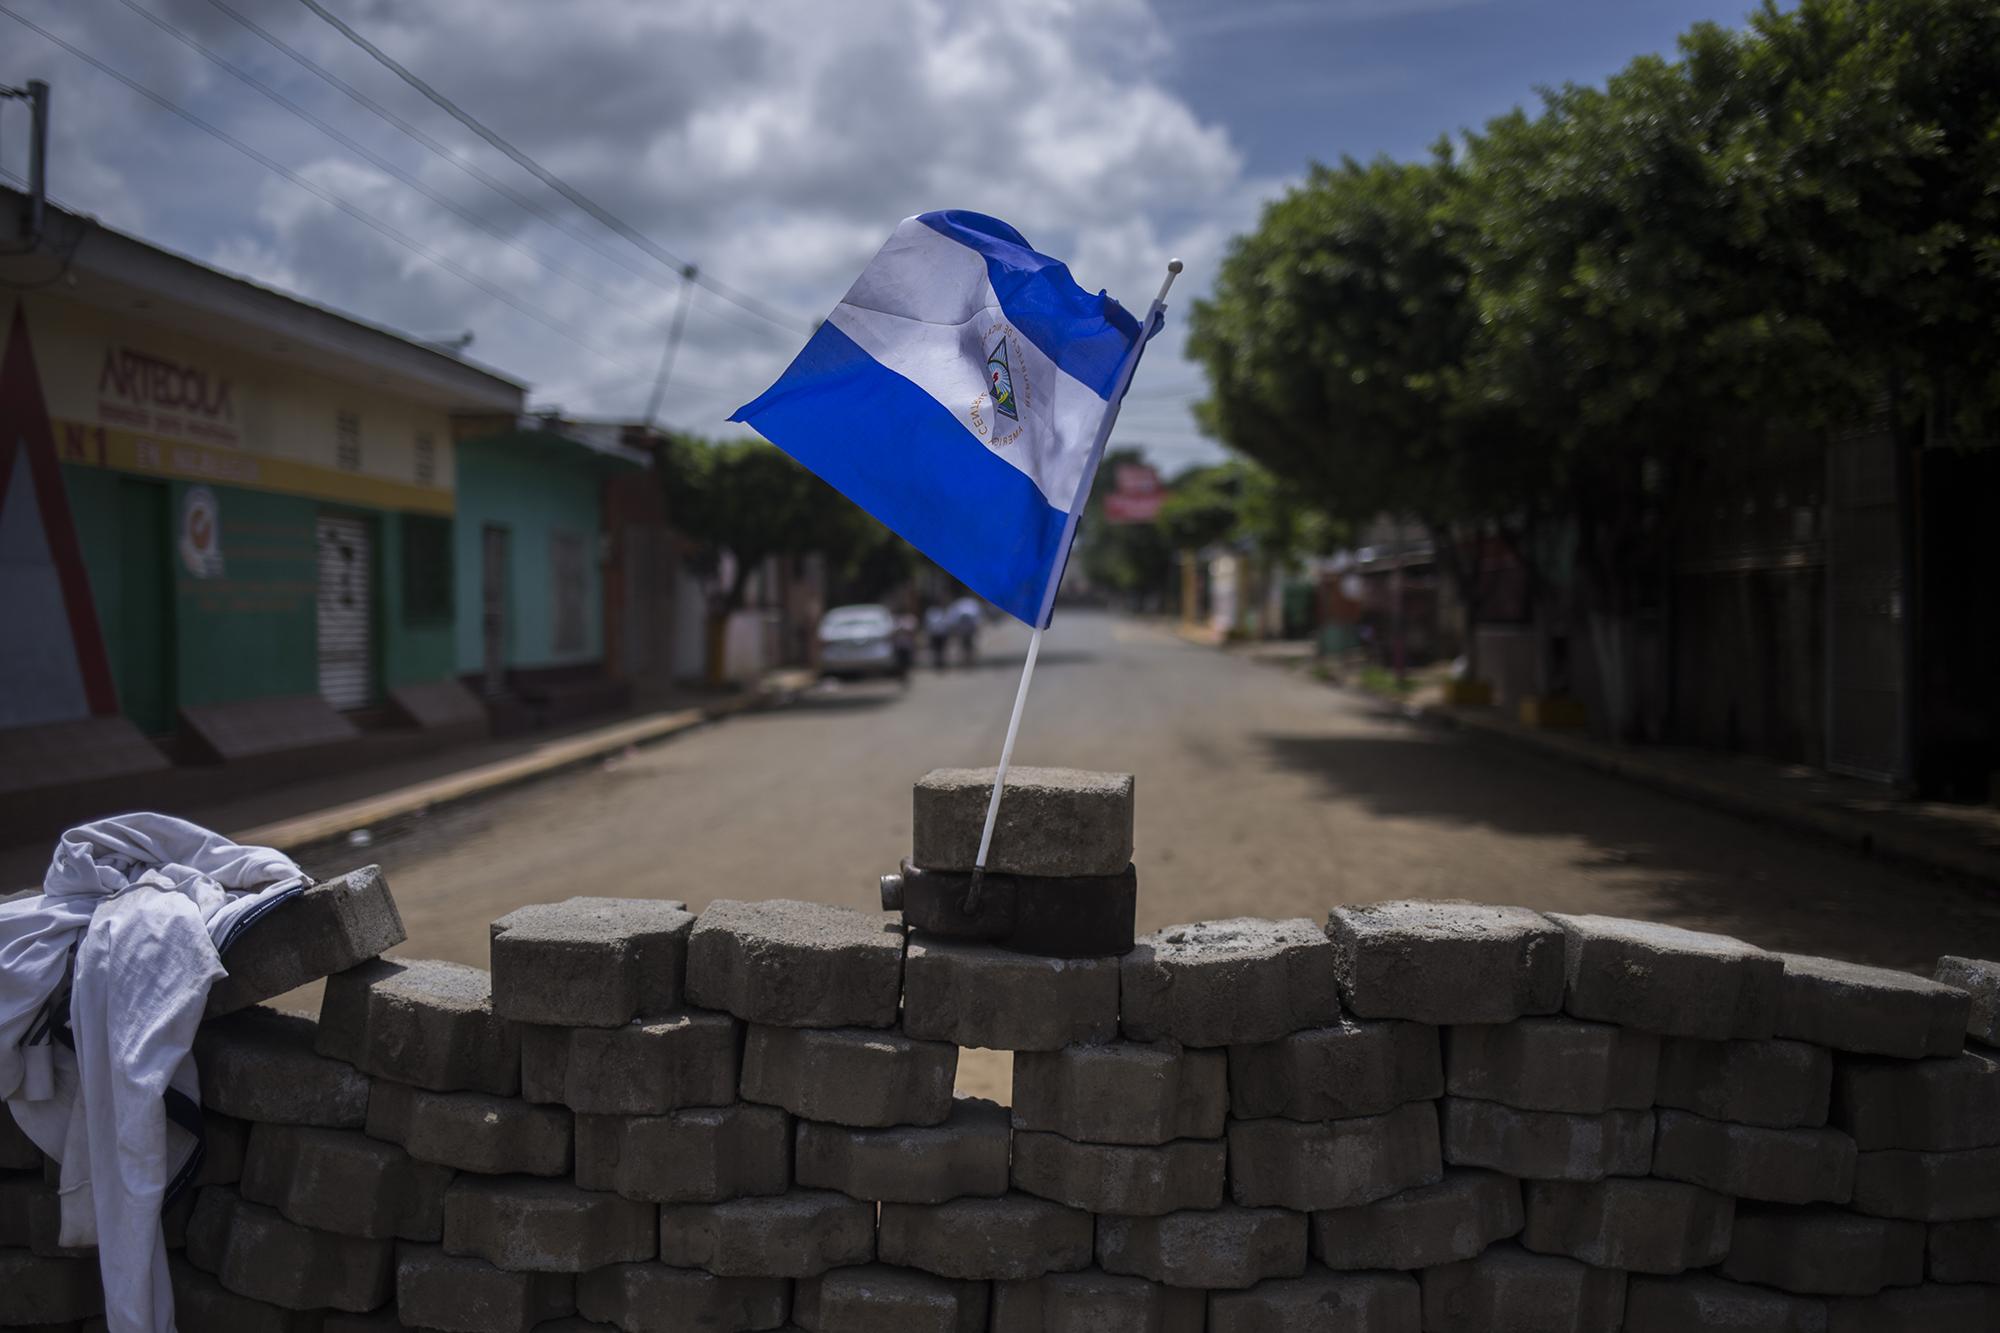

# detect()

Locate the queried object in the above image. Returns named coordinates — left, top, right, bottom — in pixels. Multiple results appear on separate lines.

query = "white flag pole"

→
left=966, top=258, right=1183, bottom=903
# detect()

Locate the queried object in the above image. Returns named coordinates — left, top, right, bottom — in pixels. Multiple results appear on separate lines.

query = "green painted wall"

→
left=379, top=513, right=456, bottom=689
left=171, top=481, right=318, bottom=709
left=60, top=465, right=461, bottom=728
left=454, top=436, right=608, bottom=674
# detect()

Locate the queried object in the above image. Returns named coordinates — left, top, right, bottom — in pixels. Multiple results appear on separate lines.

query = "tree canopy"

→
left=1187, top=0, right=2000, bottom=712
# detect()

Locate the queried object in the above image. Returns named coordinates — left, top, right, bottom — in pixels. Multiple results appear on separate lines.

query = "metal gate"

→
left=316, top=513, right=374, bottom=710
left=1824, top=422, right=1906, bottom=782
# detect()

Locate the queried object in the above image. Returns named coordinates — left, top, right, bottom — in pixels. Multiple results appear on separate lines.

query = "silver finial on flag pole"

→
left=963, top=258, right=1184, bottom=913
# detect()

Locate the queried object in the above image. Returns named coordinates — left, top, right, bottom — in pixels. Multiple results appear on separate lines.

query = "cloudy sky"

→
left=3, top=0, right=1771, bottom=474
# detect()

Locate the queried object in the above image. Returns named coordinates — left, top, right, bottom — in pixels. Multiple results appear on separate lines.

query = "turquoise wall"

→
left=454, top=436, right=608, bottom=675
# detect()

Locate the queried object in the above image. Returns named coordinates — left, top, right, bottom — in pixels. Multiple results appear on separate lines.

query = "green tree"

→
left=656, top=436, right=889, bottom=679
left=1188, top=151, right=1542, bottom=680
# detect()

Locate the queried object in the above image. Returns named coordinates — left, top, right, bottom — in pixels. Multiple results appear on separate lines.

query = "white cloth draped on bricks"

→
left=0, top=814, right=307, bottom=1333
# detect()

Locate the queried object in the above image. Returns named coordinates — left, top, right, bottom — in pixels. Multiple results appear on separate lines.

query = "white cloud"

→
left=0, top=0, right=1265, bottom=467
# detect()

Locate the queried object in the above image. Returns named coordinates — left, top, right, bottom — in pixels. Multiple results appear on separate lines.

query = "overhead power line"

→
left=200, top=0, right=678, bottom=299
left=113, top=0, right=637, bottom=315
left=292, top=0, right=818, bottom=338
left=0, top=6, right=648, bottom=376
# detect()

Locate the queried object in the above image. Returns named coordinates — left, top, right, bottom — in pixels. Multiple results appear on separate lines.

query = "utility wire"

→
left=197, top=0, right=804, bottom=352
left=200, top=0, right=680, bottom=299
left=114, top=0, right=637, bottom=314
left=0, top=5, right=649, bottom=376
left=291, top=0, right=816, bottom=337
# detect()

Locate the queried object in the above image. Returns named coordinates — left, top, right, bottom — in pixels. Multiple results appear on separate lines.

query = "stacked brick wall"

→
left=5, top=782, right=2000, bottom=1332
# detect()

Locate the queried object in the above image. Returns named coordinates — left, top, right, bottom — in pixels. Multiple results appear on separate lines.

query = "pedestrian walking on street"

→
left=923, top=604, right=950, bottom=669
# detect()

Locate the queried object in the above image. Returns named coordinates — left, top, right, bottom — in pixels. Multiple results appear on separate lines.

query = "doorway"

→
left=481, top=523, right=509, bottom=698
left=316, top=512, right=374, bottom=710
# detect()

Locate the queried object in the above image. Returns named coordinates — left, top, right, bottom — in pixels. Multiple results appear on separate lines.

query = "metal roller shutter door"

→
left=317, top=513, right=374, bottom=710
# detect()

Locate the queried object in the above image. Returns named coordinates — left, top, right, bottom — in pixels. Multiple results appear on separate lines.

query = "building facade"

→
left=1, top=191, right=521, bottom=775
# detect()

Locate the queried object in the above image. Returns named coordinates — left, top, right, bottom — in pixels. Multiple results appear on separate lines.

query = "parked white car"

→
left=817, top=604, right=907, bottom=682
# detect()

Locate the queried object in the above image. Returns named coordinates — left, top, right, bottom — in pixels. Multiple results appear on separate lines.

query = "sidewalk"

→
left=1415, top=702, right=2000, bottom=889
left=0, top=668, right=818, bottom=890
left=1223, top=637, right=2000, bottom=890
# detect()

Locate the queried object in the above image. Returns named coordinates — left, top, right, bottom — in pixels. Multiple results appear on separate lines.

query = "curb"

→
left=1401, top=697, right=2000, bottom=891
left=1234, top=645, right=2000, bottom=891
left=237, top=670, right=820, bottom=857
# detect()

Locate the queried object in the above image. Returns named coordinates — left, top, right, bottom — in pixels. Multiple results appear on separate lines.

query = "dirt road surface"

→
left=296, top=611, right=2000, bottom=1100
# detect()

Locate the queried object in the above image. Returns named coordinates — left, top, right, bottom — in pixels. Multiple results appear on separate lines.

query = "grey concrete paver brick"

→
left=1326, top=901, right=1564, bottom=1025
left=911, top=767, right=1134, bottom=877
left=1311, top=1168, right=1522, bottom=1271
left=1831, top=1049, right=2000, bottom=1151
left=574, top=1260, right=787, bottom=1333
left=441, top=1175, right=656, bottom=1273
left=989, top=1269, right=1205, bottom=1333
left=1417, top=1242, right=1626, bottom=1333
left=1010, top=1131, right=1224, bottom=1216
left=183, top=1186, right=395, bottom=1312
left=194, top=1006, right=371, bottom=1128
left=1719, top=1205, right=1925, bottom=1295
left=239, top=1121, right=452, bottom=1241
left=364, top=1082, right=572, bottom=1177
left=528, top=1010, right=740, bottom=1116
left=877, top=1193, right=1094, bottom=1281
left=1624, top=1273, right=1827, bottom=1333
left=793, top=1263, right=987, bottom=1333
left=1206, top=1267, right=1421, bottom=1333
left=1095, top=1205, right=1307, bottom=1290
left=1651, top=1109, right=1856, bottom=1204
left=207, top=865, right=407, bottom=1018
left=395, top=1242, right=576, bottom=1333
left=657, top=1190, right=873, bottom=1278
left=1521, top=1177, right=1734, bottom=1275
left=1439, top=1097, right=1652, bottom=1180
left=740, top=1025, right=954, bottom=1128
left=490, top=896, right=694, bottom=1028
left=794, top=1097, right=1009, bottom=1204
left=317, top=958, right=520, bottom=1096
left=1228, top=1102, right=1441, bottom=1210
left=1547, top=913, right=1783, bottom=1039
left=686, top=899, right=904, bottom=1029
left=1121, top=917, right=1339, bottom=1046
left=574, top=1104, right=790, bottom=1204
left=1933, top=955, right=2000, bottom=1046
left=1654, top=1035, right=1831, bottom=1128
left=1825, top=1284, right=2000, bottom=1333
left=1776, top=953, right=1970, bottom=1058
left=1229, top=1019, right=1440, bottom=1122
left=1011, top=1041, right=1224, bottom=1146
left=0, top=1247, right=103, bottom=1325
left=1850, top=1144, right=2000, bottom=1221
left=902, top=938, right=1117, bottom=1051
left=1927, top=1218, right=2000, bottom=1283
left=170, top=1252, right=325, bottom=1333
left=1443, top=1017, right=1657, bottom=1114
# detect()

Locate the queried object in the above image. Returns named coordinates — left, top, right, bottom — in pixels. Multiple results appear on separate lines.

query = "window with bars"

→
left=336, top=410, right=362, bottom=471
left=400, top=514, right=453, bottom=626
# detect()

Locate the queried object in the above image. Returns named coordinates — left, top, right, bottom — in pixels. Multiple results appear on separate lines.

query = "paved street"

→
left=327, top=609, right=2000, bottom=977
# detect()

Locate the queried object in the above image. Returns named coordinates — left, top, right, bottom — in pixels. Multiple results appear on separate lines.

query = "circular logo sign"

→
left=179, top=485, right=225, bottom=579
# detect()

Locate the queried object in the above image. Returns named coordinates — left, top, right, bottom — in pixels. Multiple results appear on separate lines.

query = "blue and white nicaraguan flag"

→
left=731, top=211, right=1152, bottom=625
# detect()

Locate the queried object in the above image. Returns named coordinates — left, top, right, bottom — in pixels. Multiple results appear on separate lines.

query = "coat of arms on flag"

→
left=986, top=334, right=1017, bottom=421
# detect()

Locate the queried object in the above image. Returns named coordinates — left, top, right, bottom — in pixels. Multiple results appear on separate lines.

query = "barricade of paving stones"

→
left=5, top=770, right=2000, bottom=1332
